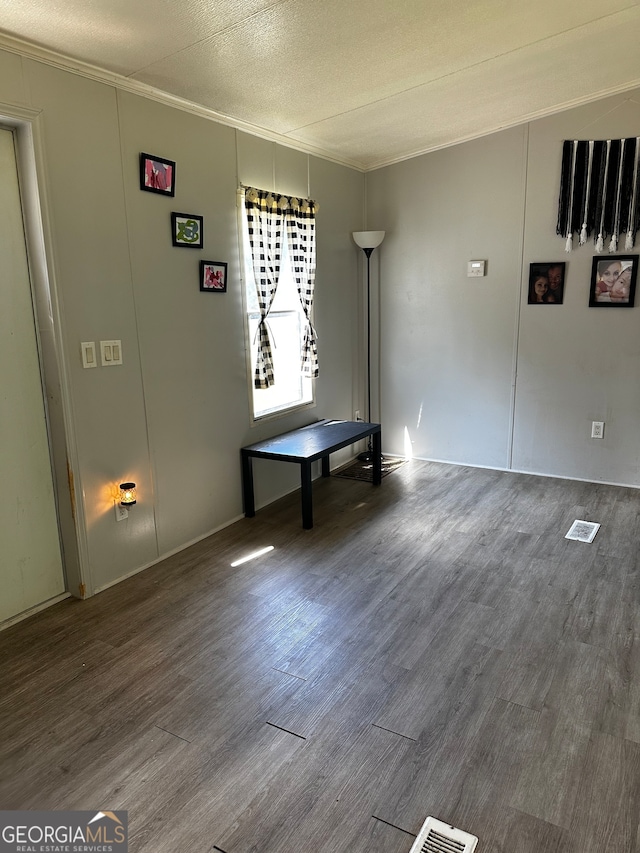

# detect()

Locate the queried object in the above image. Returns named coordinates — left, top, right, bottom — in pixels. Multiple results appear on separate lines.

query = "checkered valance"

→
left=244, top=187, right=318, bottom=389
left=557, top=138, right=640, bottom=253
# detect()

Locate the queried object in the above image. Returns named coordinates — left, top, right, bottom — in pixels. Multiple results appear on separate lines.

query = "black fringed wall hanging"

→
left=557, top=138, right=640, bottom=253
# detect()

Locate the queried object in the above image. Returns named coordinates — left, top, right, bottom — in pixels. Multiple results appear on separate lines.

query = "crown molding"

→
left=361, top=80, right=640, bottom=171
left=4, top=32, right=639, bottom=174
left=0, top=32, right=366, bottom=172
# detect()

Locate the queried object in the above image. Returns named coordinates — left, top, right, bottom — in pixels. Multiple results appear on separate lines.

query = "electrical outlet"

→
left=591, top=421, right=604, bottom=439
left=115, top=503, right=128, bottom=521
left=355, top=410, right=361, bottom=422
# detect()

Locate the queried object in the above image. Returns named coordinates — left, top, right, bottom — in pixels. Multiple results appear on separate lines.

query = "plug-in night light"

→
left=119, top=482, right=137, bottom=506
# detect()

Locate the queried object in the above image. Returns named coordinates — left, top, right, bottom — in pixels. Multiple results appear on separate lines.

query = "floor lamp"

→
left=352, top=230, right=385, bottom=461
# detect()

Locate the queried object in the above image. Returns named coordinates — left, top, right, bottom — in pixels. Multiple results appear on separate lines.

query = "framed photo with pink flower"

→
left=589, top=255, right=638, bottom=307
left=140, top=152, right=175, bottom=196
left=200, top=260, right=227, bottom=293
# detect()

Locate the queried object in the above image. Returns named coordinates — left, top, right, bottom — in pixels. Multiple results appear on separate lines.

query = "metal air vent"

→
left=565, top=519, right=600, bottom=543
left=408, top=816, right=478, bottom=853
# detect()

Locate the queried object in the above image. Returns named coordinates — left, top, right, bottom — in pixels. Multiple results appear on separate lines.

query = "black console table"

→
left=241, top=419, right=382, bottom=529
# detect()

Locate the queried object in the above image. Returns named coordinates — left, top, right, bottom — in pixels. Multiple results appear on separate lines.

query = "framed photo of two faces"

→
left=528, top=256, right=638, bottom=307
left=588, top=256, right=637, bottom=307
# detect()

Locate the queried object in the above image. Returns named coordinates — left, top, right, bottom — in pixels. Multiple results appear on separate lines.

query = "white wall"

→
left=514, top=96, right=640, bottom=484
left=368, top=90, right=640, bottom=488
left=0, top=47, right=365, bottom=599
left=368, top=126, right=527, bottom=467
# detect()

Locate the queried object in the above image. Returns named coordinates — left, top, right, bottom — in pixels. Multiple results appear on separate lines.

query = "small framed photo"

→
left=589, top=255, right=638, bottom=307
left=200, top=260, right=227, bottom=293
left=140, top=153, right=175, bottom=196
left=172, top=212, right=203, bottom=249
left=528, top=262, right=566, bottom=305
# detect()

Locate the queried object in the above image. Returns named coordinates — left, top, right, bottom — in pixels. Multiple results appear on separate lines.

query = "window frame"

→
left=238, top=192, right=316, bottom=425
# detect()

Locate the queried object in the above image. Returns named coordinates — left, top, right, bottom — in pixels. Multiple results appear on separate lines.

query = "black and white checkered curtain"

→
left=244, top=188, right=284, bottom=388
left=557, top=138, right=640, bottom=252
left=244, top=186, right=318, bottom=388
left=286, top=199, right=318, bottom=377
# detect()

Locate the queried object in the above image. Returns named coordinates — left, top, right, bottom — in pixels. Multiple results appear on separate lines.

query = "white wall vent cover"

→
left=408, top=816, right=478, bottom=853
left=565, top=520, right=601, bottom=543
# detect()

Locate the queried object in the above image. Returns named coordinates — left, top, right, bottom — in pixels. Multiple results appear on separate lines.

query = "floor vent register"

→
left=408, top=816, right=478, bottom=853
left=565, top=519, right=600, bottom=543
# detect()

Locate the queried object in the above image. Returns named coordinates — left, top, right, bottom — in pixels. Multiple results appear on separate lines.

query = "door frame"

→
left=1, top=103, right=89, bottom=605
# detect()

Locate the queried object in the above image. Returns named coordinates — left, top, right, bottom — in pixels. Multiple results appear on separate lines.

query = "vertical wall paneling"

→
left=0, top=46, right=364, bottom=598
left=367, top=90, right=640, bottom=488
left=368, top=127, right=527, bottom=469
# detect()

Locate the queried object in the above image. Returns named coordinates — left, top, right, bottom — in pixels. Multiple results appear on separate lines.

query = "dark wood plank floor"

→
left=2, top=460, right=640, bottom=852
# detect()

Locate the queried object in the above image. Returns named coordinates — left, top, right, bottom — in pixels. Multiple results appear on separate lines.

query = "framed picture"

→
left=140, top=153, right=175, bottom=196
left=528, top=262, right=566, bottom=304
left=172, top=212, right=203, bottom=249
left=589, top=255, right=638, bottom=306
left=200, top=260, right=227, bottom=293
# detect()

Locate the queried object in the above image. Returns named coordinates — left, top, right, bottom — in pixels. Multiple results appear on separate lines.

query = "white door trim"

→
left=0, top=102, right=91, bottom=600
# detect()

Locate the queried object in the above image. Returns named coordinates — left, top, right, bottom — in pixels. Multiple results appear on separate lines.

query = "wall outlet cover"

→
left=115, top=503, right=128, bottom=522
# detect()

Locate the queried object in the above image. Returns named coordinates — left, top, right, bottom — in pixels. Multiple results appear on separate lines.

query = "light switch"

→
left=100, top=340, right=123, bottom=366
left=81, top=341, right=97, bottom=368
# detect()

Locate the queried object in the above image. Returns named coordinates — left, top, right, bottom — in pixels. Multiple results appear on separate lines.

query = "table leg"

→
left=372, top=431, right=382, bottom=485
left=301, top=461, right=313, bottom=529
left=321, top=454, right=330, bottom=478
left=241, top=452, right=255, bottom=517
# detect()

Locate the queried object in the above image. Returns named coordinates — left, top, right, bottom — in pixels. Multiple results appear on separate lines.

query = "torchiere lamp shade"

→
left=352, top=231, right=385, bottom=250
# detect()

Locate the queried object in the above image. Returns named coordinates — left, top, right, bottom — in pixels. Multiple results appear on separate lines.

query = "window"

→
left=240, top=188, right=317, bottom=421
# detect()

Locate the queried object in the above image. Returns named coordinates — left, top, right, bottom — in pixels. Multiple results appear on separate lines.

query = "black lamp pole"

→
left=352, top=231, right=385, bottom=461
left=363, top=248, right=374, bottom=450
left=358, top=246, right=377, bottom=461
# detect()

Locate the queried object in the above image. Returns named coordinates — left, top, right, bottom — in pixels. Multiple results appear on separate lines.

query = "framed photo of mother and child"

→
left=589, top=256, right=638, bottom=307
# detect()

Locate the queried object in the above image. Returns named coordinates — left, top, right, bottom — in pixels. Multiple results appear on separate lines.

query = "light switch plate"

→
left=100, top=340, right=123, bottom=366
left=81, top=341, right=97, bottom=368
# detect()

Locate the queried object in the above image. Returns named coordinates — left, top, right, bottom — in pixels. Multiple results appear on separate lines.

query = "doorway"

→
left=0, top=127, right=66, bottom=623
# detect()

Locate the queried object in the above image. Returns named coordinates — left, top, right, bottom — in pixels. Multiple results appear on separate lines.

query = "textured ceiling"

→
left=2, top=0, right=640, bottom=169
